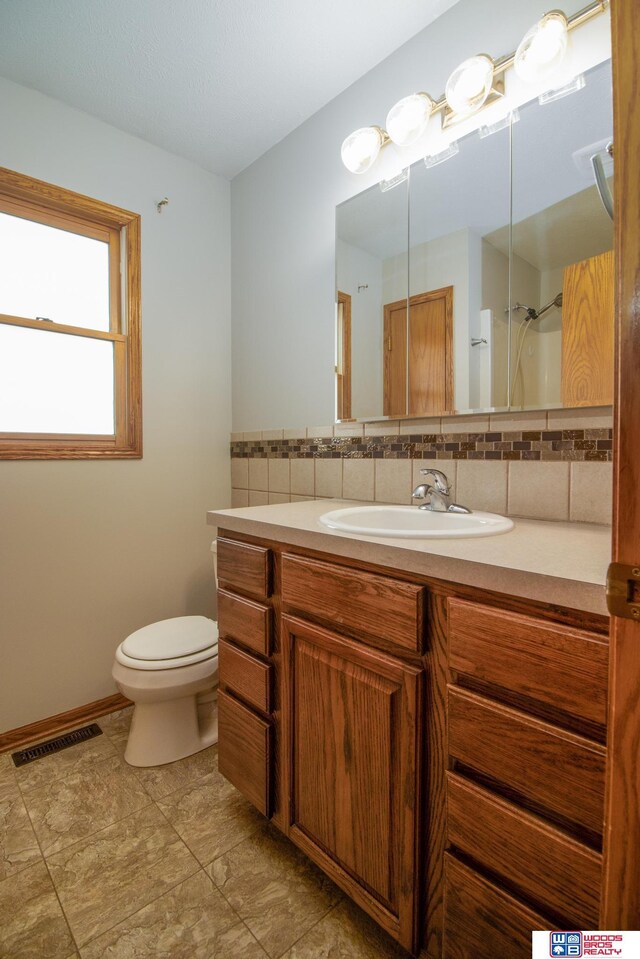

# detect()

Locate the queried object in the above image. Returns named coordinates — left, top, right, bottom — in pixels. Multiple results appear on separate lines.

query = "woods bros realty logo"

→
left=531, top=931, right=639, bottom=957
left=550, top=932, right=584, bottom=956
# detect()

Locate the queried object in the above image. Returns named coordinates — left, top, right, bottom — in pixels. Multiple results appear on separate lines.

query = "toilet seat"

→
left=115, top=616, right=219, bottom=671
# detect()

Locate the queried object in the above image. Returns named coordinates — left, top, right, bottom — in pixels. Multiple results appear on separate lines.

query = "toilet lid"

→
left=121, top=616, right=218, bottom=662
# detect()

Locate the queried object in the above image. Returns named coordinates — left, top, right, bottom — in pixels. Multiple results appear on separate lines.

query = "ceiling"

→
left=0, top=0, right=462, bottom=179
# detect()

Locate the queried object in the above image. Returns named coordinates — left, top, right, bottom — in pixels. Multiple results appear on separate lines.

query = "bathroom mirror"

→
left=407, top=122, right=510, bottom=415
left=335, top=58, right=613, bottom=421
left=336, top=174, right=408, bottom=420
left=506, top=58, right=614, bottom=410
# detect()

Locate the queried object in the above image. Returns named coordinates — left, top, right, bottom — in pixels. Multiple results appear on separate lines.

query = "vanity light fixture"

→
left=339, top=0, right=608, bottom=174
left=514, top=11, right=569, bottom=84
left=386, top=93, right=434, bottom=146
left=444, top=55, right=500, bottom=122
left=340, top=126, right=390, bottom=174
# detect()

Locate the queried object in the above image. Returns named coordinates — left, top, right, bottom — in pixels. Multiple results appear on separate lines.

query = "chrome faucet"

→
left=411, top=469, right=472, bottom=513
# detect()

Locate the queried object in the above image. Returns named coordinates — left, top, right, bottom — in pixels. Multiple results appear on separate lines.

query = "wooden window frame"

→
left=0, top=167, right=142, bottom=459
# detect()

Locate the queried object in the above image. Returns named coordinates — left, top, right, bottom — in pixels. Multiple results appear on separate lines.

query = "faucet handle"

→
left=419, top=468, right=450, bottom=494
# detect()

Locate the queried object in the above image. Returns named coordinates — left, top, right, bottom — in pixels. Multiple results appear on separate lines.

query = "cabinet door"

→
left=561, top=249, right=614, bottom=407
left=281, top=615, right=423, bottom=953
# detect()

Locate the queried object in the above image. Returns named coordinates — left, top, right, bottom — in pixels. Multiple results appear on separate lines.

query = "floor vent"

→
left=11, top=723, right=103, bottom=767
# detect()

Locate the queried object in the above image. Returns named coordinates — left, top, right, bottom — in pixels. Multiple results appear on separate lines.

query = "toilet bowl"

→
left=112, top=614, right=219, bottom=767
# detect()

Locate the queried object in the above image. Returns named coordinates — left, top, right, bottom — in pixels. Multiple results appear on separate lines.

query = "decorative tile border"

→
left=231, top=428, right=613, bottom=463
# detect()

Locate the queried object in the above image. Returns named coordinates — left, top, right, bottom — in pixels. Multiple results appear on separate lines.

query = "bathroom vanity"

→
left=207, top=501, right=610, bottom=958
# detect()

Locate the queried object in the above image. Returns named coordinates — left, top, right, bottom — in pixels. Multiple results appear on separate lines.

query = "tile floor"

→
left=0, top=707, right=408, bottom=958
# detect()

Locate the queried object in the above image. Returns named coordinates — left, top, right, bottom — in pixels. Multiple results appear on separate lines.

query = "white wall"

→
left=336, top=239, right=383, bottom=417
left=0, top=78, right=231, bottom=731
left=230, top=0, right=609, bottom=432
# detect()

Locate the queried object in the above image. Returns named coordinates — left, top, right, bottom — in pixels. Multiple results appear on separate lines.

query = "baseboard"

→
left=0, top=692, right=132, bottom=753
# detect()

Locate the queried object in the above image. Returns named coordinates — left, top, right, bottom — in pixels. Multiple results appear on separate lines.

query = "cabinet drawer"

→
left=448, top=598, right=608, bottom=727
left=217, top=588, right=271, bottom=656
left=218, top=689, right=272, bottom=817
left=448, top=687, right=606, bottom=835
left=217, top=537, right=271, bottom=600
left=219, top=638, right=272, bottom=714
left=447, top=773, right=601, bottom=928
left=444, top=854, right=550, bottom=959
left=281, top=553, right=425, bottom=652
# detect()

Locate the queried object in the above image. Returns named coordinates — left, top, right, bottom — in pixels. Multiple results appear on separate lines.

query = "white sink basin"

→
left=319, top=505, right=514, bottom=539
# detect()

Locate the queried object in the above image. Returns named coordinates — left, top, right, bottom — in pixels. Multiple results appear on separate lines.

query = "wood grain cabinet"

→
left=216, top=538, right=275, bottom=818
left=282, top=614, right=423, bottom=952
left=215, top=533, right=609, bottom=958
left=561, top=249, right=614, bottom=407
left=444, top=596, right=608, bottom=958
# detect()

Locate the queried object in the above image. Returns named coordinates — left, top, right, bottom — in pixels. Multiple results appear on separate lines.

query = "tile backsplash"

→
left=230, top=408, right=613, bottom=526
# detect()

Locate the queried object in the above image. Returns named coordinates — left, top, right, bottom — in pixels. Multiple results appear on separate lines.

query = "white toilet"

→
left=112, top=542, right=220, bottom=767
left=112, top=616, right=219, bottom=766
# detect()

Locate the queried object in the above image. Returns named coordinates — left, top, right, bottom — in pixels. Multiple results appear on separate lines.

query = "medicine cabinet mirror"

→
left=335, top=57, right=613, bottom=422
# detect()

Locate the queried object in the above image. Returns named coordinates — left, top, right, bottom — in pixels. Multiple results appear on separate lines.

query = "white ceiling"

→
left=0, top=0, right=462, bottom=179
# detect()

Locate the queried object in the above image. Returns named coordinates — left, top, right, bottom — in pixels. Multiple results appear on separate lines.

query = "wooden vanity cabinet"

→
left=281, top=613, right=423, bottom=952
left=279, top=552, right=427, bottom=952
left=215, top=531, right=609, bottom=959
left=444, top=598, right=608, bottom=958
left=216, top=537, right=275, bottom=818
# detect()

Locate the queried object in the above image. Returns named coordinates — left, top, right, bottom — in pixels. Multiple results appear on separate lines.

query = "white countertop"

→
left=207, top=500, right=611, bottom=617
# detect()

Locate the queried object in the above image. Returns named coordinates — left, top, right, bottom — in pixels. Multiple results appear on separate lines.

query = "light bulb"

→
left=514, top=12, right=568, bottom=83
left=445, top=55, right=494, bottom=117
left=341, top=126, right=386, bottom=174
left=386, top=93, right=434, bottom=146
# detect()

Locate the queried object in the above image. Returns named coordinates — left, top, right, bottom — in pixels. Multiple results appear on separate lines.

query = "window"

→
left=0, top=167, right=141, bottom=459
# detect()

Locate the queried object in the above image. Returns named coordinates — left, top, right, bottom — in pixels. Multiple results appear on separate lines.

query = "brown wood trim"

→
left=0, top=167, right=138, bottom=229
left=601, top=0, right=640, bottom=927
left=0, top=192, right=115, bottom=242
left=124, top=213, right=142, bottom=456
left=0, top=433, right=117, bottom=443
left=383, top=297, right=408, bottom=417
left=0, top=446, right=143, bottom=460
left=0, top=693, right=131, bottom=753
left=0, top=167, right=142, bottom=460
left=336, top=291, right=352, bottom=420
left=0, top=313, right=127, bottom=342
